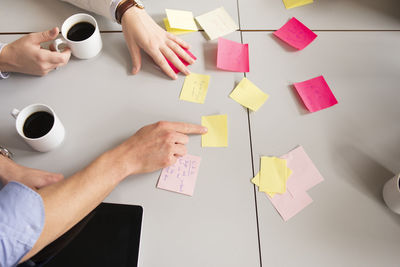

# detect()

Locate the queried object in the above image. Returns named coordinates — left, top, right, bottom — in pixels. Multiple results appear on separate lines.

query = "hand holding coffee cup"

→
left=11, top=104, right=65, bottom=152
left=53, top=13, right=102, bottom=59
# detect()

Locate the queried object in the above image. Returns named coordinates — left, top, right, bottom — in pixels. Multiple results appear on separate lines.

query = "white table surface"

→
left=238, top=0, right=400, bottom=30
left=0, top=0, right=239, bottom=33
left=0, top=32, right=259, bottom=267
left=1, top=0, right=400, bottom=266
left=243, top=31, right=400, bottom=266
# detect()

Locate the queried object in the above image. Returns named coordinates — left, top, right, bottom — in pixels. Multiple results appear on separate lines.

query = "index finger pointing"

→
left=165, top=122, right=208, bottom=134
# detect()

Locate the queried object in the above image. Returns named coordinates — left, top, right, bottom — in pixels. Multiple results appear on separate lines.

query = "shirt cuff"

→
left=0, top=182, right=45, bottom=266
left=110, top=0, right=123, bottom=22
left=0, top=43, right=10, bottom=79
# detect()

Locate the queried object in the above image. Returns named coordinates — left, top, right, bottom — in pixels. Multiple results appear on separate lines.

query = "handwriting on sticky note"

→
left=282, top=0, right=313, bottom=9
left=293, top=75, right=337, bottom=112
left=165, top=48, right=197, bottom=74
left=165, top=9, right=198, bottom=31
left=274, top=17, right=317, bottom=50
left=201, top=114, right=228, bottom=147
left=180, top=73, right=210, bottom=104
left=195, top=7, right=238, bottom=40
left=157, top=154, right=201, bottom=196
left=163, top=18, right=196, bottom=35
left=217, top=38, right=249, bottom=72
left=230, top=78, right=269, bottom=111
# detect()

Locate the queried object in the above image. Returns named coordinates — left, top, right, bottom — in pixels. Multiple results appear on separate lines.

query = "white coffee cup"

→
left=383, top=173, right=400, bottom=214
left=11, top=104, right=65, bottom=152
left=53, top=13, right=102, bottom=59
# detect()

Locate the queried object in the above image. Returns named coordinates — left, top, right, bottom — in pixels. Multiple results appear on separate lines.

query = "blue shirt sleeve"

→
left=0, top=182, right=45, bottom=267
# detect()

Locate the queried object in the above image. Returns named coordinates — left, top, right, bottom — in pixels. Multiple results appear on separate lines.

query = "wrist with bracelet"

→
left=115, top=0, right=145, bottom=24
left=0, top=146, right=13, bottom=160
left=0, top=146, right=13, bottom=186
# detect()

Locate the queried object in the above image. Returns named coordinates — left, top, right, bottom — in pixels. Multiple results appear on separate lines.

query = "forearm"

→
left=0, top=43, right=11, bottom=73
left=61, top=0, right=116, bottom=20
left=0, top=156, right=19, bottom=186
left=23, top=149, right=127, bottom=260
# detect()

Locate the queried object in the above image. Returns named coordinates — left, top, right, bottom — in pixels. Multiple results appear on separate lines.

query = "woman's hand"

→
left=121, top=8, right=196, bottom=79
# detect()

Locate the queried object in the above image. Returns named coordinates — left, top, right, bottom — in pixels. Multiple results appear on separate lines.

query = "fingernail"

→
left=202, top=127, right=208, bottom=133
left=132, top=67, right=137, bottom=74
left=173, top=74, right=178, bottom=80
left=50, top=28, right=58, bottom=35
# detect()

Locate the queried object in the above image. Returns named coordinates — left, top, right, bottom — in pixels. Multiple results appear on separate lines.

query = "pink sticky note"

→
left=268, top=190, right=313, bottom=221
left=165, top=48, right=197, bottom=74
left=274, top=17, right=317, bottom=50
left=294, top=75, right=338, bottom=112
left=217, top=38, right=249, bottom=72
left=280, top=146, right=324, bottom=196
left=157, top=154, right=201, bottom=196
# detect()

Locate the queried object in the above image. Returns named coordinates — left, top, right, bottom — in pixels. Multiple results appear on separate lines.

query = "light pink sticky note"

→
left=165, top=48, right=197, bottom=74
left=217, top=38, right=249, bottom=72
left=157, top=154, right=201, bottom=196
left=294, top=75, right=338, bottom=112
left=280, top=146, right=324, bottom=196
left=274, top=17, right=317, bottom=50
left=268, top=190, right=313, bottom=221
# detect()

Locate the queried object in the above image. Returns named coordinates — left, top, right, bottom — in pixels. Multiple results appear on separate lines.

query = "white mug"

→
left=383, top=173, right=400, bottom=214
left=11, top=104, right=65, bottom=152
left=53, top=13, right=102, bottom=59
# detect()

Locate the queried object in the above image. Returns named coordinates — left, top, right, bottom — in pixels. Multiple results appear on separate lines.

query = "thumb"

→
left=31, top=27, right=59, bottom=44
left=128, top=41, right=142, bottom=75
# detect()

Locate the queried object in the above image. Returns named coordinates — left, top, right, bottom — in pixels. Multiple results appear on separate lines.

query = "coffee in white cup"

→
left=53, top=13, right=102, bottom=59
left=11, top=104, right=65, bottom=152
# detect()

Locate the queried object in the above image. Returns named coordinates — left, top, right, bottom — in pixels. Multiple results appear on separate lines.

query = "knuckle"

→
left=36, top=54, right=45, bottom=63
left=27, top=33, right=36, bottom=40
left=162, top=156, right=174, bottom=167
left=155, top=57, right=166, bottom=67
left=164, top=132, right=175, bottom=142
left=156, top=121, right=168, bottom=129
left=165, top=142, right=174, bottom=151
left=148, top=39, right=160, bottom=51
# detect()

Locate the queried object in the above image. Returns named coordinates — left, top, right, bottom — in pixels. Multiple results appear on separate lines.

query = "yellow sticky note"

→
left=251, top=171, right=278, bottom=198
left=163, top=18, right=196, bottom=35
left=259, top=157, right=291, bottom=194
left=195, top=7, right=239, bottom=40
left=166, top=9, right=198, bottom=31
left=180, top=73, right=210, bottom=104
left=282, top=0, right=313, bottom=9
left=201, top=114, right=228, bottom=147
left=230, top=78, right=269, bottom=111
left=251, top=172, right=260, bottom=186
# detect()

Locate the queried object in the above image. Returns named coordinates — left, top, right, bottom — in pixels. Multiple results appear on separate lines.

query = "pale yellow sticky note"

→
left=166, top=9, right=198, bottom=31
left=251, top=172, right=260, bottom=186
left=180, top=73, right=210, bottom=104
left=163, top=18, right=196, bottom=35
left=259, top=157, right=291, bottom=194
left=283, top=0, right=313, bottom=9
left=251, top=171, right=278, bottom=198
left=195, top=7, right=239, bottom=40
left=201, top=114, right=228, bottom=147
left=230, top=78, right=269, bottom=111
left=252, top=158, right=292, bottom=198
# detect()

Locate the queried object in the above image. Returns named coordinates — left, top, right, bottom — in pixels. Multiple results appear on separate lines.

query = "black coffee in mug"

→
left=23, top=111, right=54, bottom=139
left=67, top=22, right=95, bottom=42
